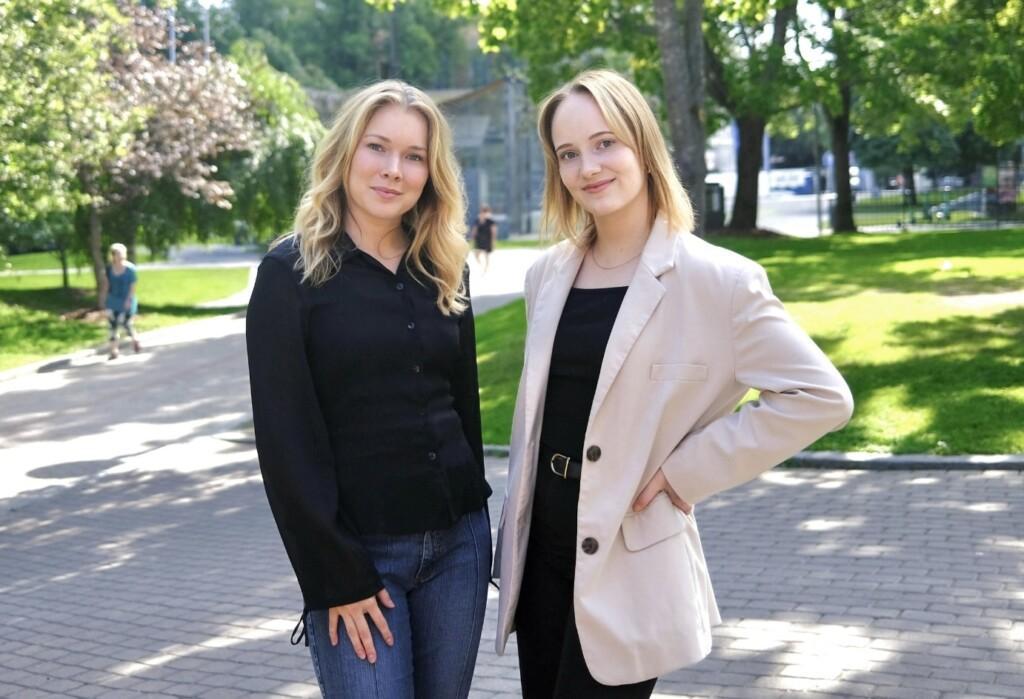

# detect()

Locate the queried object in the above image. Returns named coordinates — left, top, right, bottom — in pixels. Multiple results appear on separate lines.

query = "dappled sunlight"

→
left=813, top=470, right=866, bottom=490
left=760, top=470, right=812, bottom=486
left=800, top=516, right=866, bottom=532
left=723, top=619, right=893, bottom=690
left=964, top=502, right=1008, bottom=513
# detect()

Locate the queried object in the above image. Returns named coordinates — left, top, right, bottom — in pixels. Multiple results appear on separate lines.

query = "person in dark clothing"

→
left=246, top=80, right=491, bottom=699
left=471, top=204, right=497, bottom=273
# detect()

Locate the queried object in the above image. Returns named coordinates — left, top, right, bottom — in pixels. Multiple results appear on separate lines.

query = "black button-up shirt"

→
left=246, top=235, right=491, bottom=610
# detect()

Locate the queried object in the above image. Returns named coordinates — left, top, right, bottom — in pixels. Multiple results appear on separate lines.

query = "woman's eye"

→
left=559, top=151, right=578, bottom=161
left=368, top=142, right=384, bottom=152
left=598, top=139, right=615, bottom=149
left=407, top=153, right=424, bottom=162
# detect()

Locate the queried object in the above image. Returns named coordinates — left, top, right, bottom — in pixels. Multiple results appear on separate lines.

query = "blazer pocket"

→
left=621, top=492, right=685, bottom=551
left=650, top=362, right=708, bottom=382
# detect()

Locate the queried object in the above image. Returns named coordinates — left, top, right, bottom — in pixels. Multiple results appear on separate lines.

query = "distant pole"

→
left=812, top=104, right=823, bottom=236
left=505, top=77, right=520, bottom=235
left=388, top=8, right=399, bottom=78
left=167, top=8, right=176, bottom=64
left=203, top=6, right=211, bottom=62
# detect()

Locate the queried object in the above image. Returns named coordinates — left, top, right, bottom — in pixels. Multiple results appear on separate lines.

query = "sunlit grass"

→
left=0, top=268, right=249, bottom=371
left=476, top=227, right=1024, bottom=454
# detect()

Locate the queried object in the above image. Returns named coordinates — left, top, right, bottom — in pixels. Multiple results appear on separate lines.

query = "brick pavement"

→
left=1, top=260, right=1022, bottom=698
left=1, top=451, right=1021, bottom=698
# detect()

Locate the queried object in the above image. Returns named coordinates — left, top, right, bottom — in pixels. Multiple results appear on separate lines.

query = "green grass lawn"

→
left=2, top=246, right=161, bottom=272
left=476, top=227, right=1024, bottom=455
left=0, top=268, right=249, bottom=371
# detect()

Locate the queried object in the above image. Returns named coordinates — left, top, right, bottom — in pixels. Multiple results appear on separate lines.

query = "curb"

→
left=482, top=445, right=1024, bottom=470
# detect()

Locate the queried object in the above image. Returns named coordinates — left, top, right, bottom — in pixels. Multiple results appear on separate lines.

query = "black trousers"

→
left=514, top=451, right=658, bottom=699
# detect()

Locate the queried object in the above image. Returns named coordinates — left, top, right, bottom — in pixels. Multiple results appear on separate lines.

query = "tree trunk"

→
left=902, top=163, right=917, bottom=206
left=89, top=204, right=108, bottom=309
left=126, top=222, right=137, bottom=264
left=829, top=83, right=856, bottom=232
left=728, top=115, right=766, bottom=231
left=58, top=244, right=70, bottom=291
left=653, top=0, right=707, bottom=236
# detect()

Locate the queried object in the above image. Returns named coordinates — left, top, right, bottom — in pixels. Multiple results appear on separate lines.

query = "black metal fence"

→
left=851, top=184, right=1024, bottom=230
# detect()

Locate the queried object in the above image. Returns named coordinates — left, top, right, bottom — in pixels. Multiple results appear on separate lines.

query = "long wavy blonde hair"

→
left=537, top=69, right=695, bottom=246
left=281, top=80, right=468, bottom=314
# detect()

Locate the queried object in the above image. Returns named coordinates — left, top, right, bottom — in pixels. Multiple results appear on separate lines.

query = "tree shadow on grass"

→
left=719, top=229, right=1024, bottom=303
left=818, top=306, right=1024, bottom=454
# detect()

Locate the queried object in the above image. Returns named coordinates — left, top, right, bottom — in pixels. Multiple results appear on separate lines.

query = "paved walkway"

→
left=2, top=249, right=1022, bottom=698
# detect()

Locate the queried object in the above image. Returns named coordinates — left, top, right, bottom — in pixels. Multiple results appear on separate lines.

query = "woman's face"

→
left=110, top=250, right=125, bottom=265
left=346, top=104, right=430, bottom=229
left=550, top=91, right=646, bottom=221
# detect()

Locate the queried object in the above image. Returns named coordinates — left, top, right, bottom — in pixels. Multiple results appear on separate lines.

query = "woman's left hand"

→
left=632, top=468, right=692, bottom=514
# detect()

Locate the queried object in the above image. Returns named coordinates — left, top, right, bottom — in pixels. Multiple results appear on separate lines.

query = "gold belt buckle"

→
left=550, top=453, right=570, bottom=479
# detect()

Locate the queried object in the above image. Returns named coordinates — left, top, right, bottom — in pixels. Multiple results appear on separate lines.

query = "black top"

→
left=246, top=235, right=491, bottom=611
left=539, top=286, right=629, bottom=461
left=473, top=217, right=495, bottom=248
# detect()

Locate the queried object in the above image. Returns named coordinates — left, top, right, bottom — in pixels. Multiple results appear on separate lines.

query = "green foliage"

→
left=0, top=0, right=128, bottom=220
left=210, top=0, right=477, bottom=89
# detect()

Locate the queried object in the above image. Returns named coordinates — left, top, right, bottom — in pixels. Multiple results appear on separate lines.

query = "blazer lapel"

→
left=523, top=244, right=585, bottom=437
left=588, top=218, right=678, bottom=423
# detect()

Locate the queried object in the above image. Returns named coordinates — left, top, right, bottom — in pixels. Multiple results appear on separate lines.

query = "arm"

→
left=246, top=257, right=383, bottom=609
left=490, top=222, right=498, bottom=246
left=451, top=268, right=485, bottom=472
left=661, top=263, right=854, bottom=505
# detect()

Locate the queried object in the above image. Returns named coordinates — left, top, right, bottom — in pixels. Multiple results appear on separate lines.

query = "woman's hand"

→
left=632, top=468, right=693, bottom=515
left=328, top=588, right=396, bottom=663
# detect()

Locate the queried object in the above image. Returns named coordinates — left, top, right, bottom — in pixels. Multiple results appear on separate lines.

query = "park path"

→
left=1, top=246, right=1022, bottom=698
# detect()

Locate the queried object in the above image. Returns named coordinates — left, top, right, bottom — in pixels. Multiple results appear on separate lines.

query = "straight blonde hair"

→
left=537, top=69, right=695, bottom=246
left=282, top=80, right=469, bottom=314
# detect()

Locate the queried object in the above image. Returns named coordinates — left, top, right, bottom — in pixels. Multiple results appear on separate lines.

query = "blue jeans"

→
left=305, top=507, right=491, bottom=698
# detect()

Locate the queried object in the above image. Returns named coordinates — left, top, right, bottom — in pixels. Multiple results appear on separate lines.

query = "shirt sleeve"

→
left=661, top=263, right=854, bottom=505
left=450, top=268, right=485, bottom=473
left=246, top=256, right=383, bottom=609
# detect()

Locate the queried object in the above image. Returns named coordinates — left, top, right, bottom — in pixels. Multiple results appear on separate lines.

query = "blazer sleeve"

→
left=246, top=256, right=383, bottom=609
left=451, top=268, right=485, bottom=472
left=661, top=263, right=854, bottom=505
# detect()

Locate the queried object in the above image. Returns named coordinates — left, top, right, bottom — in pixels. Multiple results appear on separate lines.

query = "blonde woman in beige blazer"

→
left=492, top=70, right=854, bottom=697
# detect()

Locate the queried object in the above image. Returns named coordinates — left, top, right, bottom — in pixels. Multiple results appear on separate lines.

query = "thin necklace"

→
left=590, top=245, right=642, bottom=270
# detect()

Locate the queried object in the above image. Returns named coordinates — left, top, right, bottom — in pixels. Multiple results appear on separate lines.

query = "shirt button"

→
left=427, top=451, right=437, bottom=461
left=581, top=537, right=599, bottom=555
left=396, top=282, right=405, bottom=291
left=586, top=445, right=602, bottom=462
left=407, top=321, right=416, bottom=330
left=413, top=365, right=421, bottom=373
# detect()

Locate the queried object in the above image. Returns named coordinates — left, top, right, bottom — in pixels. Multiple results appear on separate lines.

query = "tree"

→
left=0, top=0, right=127, bottom=273
left=705, top=0, right=799, bottom=231
left=77, top=2, right=258, bottom=305
left=431, top=0, right=713, bottom=234
left=653, top=0, right=708, bottom=235
left=197, top=0, right=476, bottom=89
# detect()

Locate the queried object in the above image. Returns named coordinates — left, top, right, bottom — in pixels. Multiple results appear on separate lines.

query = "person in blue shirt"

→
left=105, top=242, right=140, bottom=359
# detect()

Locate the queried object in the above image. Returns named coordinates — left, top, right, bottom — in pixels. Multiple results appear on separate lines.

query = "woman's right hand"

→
left=328, top=588, right=396, bottom=663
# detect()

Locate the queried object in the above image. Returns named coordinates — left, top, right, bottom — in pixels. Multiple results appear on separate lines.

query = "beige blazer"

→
left=492, top=218, right=854, bottom=685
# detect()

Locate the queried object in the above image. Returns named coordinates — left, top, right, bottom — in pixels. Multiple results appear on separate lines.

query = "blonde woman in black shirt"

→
left=246, top=81, right=492, bottom=698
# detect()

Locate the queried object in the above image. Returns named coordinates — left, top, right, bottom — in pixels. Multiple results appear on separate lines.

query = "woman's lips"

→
left=372, top=186, right=401, bottom=199
left=583, top=178, right=614, bottom=193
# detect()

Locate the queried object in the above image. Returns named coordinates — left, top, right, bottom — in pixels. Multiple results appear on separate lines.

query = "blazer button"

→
left=586, top=445, right=602, bottom=462
left=581, top=537, right=599, bottom=555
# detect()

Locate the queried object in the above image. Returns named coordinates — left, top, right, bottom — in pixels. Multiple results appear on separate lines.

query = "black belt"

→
left=541, top=446, right=583, bottom=480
